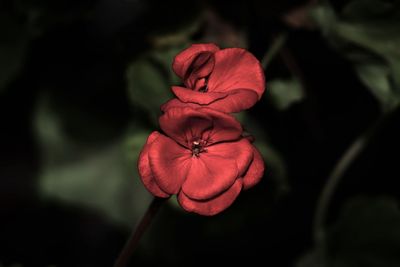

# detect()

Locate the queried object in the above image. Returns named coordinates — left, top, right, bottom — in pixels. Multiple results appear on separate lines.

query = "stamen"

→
left=198, top=85, right=208, bottom=92
left=191, top=139, right=207, bottom=157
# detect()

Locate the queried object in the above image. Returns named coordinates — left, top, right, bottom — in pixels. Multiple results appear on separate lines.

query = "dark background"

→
left=1, top=0, right=400, bottom=266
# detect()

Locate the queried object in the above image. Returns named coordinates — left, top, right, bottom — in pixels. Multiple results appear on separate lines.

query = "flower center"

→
left=184, top=51, right=214, bottom=92
left=194, top=77, right=209, bottom=92
left=191, top=139, right=207, bottom=157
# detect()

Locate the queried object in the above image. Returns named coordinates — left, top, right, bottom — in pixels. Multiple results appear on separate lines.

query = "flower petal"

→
left=172, top=43, right=220, bottom=79
left=138, top=131, right=170, bottom=197
left=206, top=89, right=259, bottom=113
left=242, top=147, right=265, bottom=190
left=148, top=134, right=192, bottom=194
left=181, top=154, right=238, bottom=200
left=184, top=53, right=215, bottom=89
left=206, top=139, right=254, bottom=176
left=164, top=89, right=259, bottom=113
left=160, top=98, right=200, bottom=112
left=201, top=108, right=242, bottom=144
left=160, top=107, right=242, bottom=146
left=172, top=86, right=228, bottom=105
left=207, top=48, right=265, bottom=99
left=159, top=107, right=213, bottom=147
left=178, top=179, right=243, bottom=216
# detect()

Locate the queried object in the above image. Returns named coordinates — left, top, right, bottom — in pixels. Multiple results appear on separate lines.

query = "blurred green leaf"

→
left=126, top=44, right=187, bottom=124
left=127, top=58, right=170, bottom=123
left=355, top=63, right=400, bottom=111
left=267, top=78, right=304, bottom=110
left=150, top=47, right=185, bottom=85
left=311, top=0, right=400, bottom=112
left=342, top=0, right=399, bottom=21
left=297, top=196, right=400, bottom=267
left=35, top=94, right=153, bottom=226
left=311, top=4, right=338, bottom=36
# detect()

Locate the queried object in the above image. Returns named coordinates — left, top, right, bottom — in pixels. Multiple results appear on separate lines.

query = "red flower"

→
left=165, top=43, right=265, bottom=113
left=138, top=107, right=264, bottom=216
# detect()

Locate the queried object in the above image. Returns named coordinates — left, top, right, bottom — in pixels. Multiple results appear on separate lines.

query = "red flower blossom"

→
left=138, top=107, right=264, bottom=216
left=165, top=43, right=265, bottom=113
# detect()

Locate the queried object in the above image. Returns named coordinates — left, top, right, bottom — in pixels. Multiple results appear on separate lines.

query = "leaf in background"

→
left=35, top=94, right=153, bottom=226
left=126, top=9, right=201, bottom=124
left=341, top=0, right=399, bottom=21
left=355, top=62, right=400, bottom=112
left=126, top=44, right=188, bottom=125
left=150, top=46, right=186, bottom=85
left=126, top=58, right=171, bottom=124
left=266, top=78, right=304, bottom=110
left=335, top=20, right=400, bottom=84
left=297, top=196, right=400, bottom=267
left=311, top=0, right=400, bottom=112
left=310, top=4, right=337, bottom=36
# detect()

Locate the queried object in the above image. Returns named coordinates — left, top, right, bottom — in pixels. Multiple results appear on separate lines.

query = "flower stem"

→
left=313, top=113, right=390, bottom=244
left=113, top=197, right=167, bottom=267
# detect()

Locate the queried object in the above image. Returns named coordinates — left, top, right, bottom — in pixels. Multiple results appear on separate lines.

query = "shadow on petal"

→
left=138, top=131, right=170, bottom=198
left=242, top=146, right=265, bottom=190
left=181, top=154, right=238, bottom=200
left=149, top=134, right=192, bottom=194
left=178, top=179, right=243, bottom=216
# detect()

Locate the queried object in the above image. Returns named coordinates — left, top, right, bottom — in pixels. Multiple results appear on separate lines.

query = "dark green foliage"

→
left=1, top=0, right=400, bottom=266
left=298, top=197, right=400, bottom=267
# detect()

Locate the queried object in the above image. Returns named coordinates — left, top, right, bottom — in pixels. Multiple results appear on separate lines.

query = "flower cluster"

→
left=138, top=43, right=265, bottom=216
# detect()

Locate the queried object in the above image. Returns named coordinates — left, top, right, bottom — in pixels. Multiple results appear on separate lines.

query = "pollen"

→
left=191, top=139, right=207, bottom=157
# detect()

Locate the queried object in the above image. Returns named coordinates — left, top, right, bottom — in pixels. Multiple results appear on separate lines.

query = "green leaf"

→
left=297, top=196, right=400, bottom=267
left=126, top=44, right=188, bottom=124
left=266, top=78, right=304, bottom=110
left=127, top=58, right=170, bottom=123
left=149, top=45, right=187, bottom=85
left=310, top=4, right=338, bottom=36
left=311, top=0, right=400, bottom=112
left=35, top=94, right=153, bottom=226
left=355, top=63, right=400, bottom=111
left=342, top=0, right=400, bottom=21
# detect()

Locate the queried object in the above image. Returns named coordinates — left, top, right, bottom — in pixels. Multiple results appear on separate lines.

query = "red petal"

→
left=138, top=131, right=170, bottom=197
left=206, top=139, right=254, bottom=176
left=159, top=107, right=213, bottom=147
left=172, top=86, right=227, bottom=105
left=181, top=154, right=238, bottom=200
left=165, top=89, right=259, bottom=113
left=206, top=89, right=259, bottom=113
left=184, top=53, right=215, bottom=89
left=202, top=108, right=242, bottom=144
left=160, top=98, right=200, bottom=112
left=207, top=48, right=265, bottom=98
left=172, top=43, right=220, bottom=79
left=148, top=134, right=192, bottom=194
left=242, top=147, right=265, bottom=190
left=178, top=179, right=243, bottom=216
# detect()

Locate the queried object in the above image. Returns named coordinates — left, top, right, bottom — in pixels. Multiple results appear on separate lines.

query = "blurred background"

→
left=1, top=0, right=400, bottom=266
